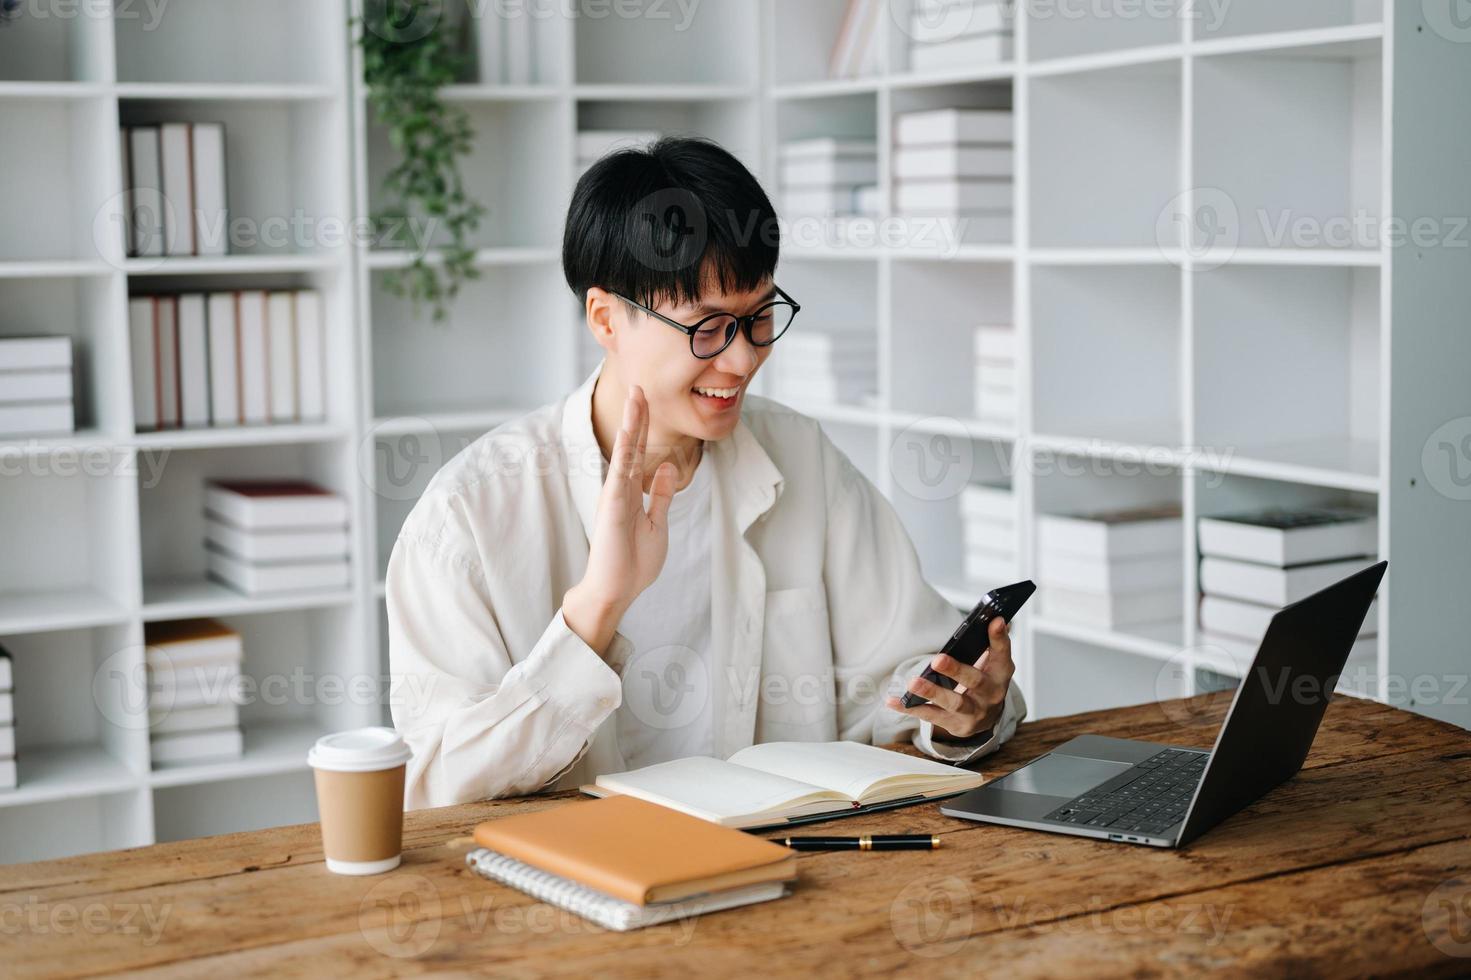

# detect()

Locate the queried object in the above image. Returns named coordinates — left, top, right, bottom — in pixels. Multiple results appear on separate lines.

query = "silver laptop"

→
left=941, top=561, right=1386, bottom=847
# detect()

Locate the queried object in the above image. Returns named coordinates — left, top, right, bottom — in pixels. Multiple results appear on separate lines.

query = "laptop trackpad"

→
left=999, top=753, right=1134, bottom=798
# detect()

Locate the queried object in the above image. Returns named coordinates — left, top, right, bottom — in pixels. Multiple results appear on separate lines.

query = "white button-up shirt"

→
left=386, top=360, right=1026, bottom=810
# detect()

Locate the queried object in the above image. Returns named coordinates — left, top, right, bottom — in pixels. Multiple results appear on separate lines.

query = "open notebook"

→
left=583, top=741, right=987, bottom=829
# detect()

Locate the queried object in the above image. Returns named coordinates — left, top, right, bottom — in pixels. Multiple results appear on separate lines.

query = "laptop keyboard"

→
left=1043, top=748, right=1209, bottom=838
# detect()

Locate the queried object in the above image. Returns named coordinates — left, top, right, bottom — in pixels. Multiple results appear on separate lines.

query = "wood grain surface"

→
left=3, top=692, right=1469, bottom=978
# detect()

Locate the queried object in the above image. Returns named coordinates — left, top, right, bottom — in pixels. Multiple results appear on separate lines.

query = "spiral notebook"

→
left=464, top=848, right=790, bottom=932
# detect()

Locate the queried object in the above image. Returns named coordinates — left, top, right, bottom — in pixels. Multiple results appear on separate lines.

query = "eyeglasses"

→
left=614, top=285, right=800, bottom=360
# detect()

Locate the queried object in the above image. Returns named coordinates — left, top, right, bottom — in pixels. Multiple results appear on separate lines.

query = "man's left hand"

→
left=885, top=616, right=1014, bottom=741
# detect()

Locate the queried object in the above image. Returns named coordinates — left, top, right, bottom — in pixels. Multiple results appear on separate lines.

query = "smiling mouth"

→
left=692, top=385, right=741, bottom=399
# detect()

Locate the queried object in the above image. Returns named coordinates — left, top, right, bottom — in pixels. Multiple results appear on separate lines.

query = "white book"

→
left=589, top=741, right=985, bottom=829
left=910, top=0, right=1012, bottom=42
left=176, top=294, right=210, bottom=428
left=575, top=130, right=661, bottom=160
left=205, top=518, right=351, bottom=563
left=148, top=701, right=240, bottom=737
left=505, top=4, right=531, bottom=83
left=780, top=156, right=879, bottom=187
left=896, top=176, right=1012, bottom=210
left=909, top=31, right=1014, bottom=72
left=782, top=186, right=864, bottom=215
left=150, top=727, right=244, bottom=766
left=0, top=401, right=76, bottom=437
left=895, top=146, right=1015, bottom=180
left=207, top=549, right=350, bottom=596
left=143, top=618, right=243, bottom=671
left=960, top=481, right=1013, bottom=520
left=975, top=361, right=1017, bottom=390
left=1197, top=510, right=1378, bottom=567
left=0, top=369, right=72, bottom=404
left=828, top=0, right=872, bottom=78
left=150, top=662, right=242, bottom=705
left=127, top=126, right=165, bottom=257
left=0, top=725, right=12, bottom=760
left=294, top=291, right=326, bottom=422
left=1038, top=505, right=1183, bottom=560
left=266, top=291, right=297, bottom=423
left=964, top=551, right=1017, bottom=587
left=0, top=336, right=71, bottom=371
left=1042, top=552, right=1181, bottom=594
left=1197, top=630, right=1378, bottom=684
left=895, top=108, right=1013, bottom=146
left=854, top=184, right=880, bottom=216
left=0, top=692, right=11, bottom=726
left=129, top=298, right=158, bottom=431
left=0, top=649, right=10, bottom=691
left=159, top=123, right=195, bottom=256
left=190, top=123, right=228, bottom=256
left=842, top=0, right=883, bottom=77
left=1200, top=595, right=1379, bottom=644
left=466, top=849, right=789, bottom=933
left=974, top=324, right=1015, bottom=360
left=1199, top=556, right=1371, bottom=607
left=205, top=479, right=349, bottom=530
left=1043, top=586, right=1181, bottom=630
left=778, top=138, right=878, bottom=160
left=155, top=295, right=179, bottom=429
left=961, top=522, right=1015, bottom=560
left=236, top=291, right=269, bottom=424
left=0, top=757, right=14, bottom=790
left=206, top=292, right=239, bottom=425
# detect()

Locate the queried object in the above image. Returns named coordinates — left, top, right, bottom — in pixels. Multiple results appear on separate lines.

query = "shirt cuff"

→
left=914, top=719, right=1001, bottom=763
left=513, top=608, right=626, bottom=731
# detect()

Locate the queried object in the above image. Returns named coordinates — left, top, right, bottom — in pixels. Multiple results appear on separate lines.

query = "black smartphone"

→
left=901, top=580, right=1036, bottom=709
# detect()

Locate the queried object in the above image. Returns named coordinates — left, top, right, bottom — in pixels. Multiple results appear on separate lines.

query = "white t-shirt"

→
left=613, top=445, right=715, bottom=768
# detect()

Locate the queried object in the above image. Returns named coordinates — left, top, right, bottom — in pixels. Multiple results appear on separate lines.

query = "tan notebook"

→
left=472, top=795, right=797, bottom=906
left=584, top=740, right=988, bottom=829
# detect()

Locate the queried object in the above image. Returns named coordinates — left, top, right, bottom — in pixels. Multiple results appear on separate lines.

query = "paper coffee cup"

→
left=308, top=727, right=412, bottom=875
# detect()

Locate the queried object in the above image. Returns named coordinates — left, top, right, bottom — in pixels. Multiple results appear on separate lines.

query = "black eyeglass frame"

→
left=613, top=284, right=801, bottom=360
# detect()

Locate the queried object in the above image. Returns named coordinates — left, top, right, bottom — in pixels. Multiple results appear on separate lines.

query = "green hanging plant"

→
left=356, top=0, right=485, bottom=321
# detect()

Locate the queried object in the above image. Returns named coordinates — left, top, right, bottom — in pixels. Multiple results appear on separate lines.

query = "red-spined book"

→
left=204, top=479, right=348, bottom=531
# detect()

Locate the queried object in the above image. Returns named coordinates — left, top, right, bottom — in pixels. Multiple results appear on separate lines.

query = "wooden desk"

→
left=3, top=693, right=1469, bottom=977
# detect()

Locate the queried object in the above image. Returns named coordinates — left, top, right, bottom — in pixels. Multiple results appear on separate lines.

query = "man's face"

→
left=612, top=277, right=776, bottom=448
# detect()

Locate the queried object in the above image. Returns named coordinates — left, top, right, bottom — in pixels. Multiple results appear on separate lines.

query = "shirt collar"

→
left=561, top=359, right=784, bottom=543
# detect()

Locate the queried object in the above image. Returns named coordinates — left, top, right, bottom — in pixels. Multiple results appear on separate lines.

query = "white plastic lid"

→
left=307, top=727, right=412, bottom=773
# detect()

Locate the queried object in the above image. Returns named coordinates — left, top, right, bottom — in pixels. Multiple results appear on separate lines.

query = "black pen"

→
left=780, top=835, right=940, bottom=851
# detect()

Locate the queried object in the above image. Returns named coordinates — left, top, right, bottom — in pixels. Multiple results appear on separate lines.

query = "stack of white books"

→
left=961, top=482, right=1016, bottom=587
left=893, top=108, right=1013, bottom=243
left=576, top=129, right=660, bottom=178
left=145, top=619, right=245, bottom=767
left=907, top=0, right=1015, bottom=74
left=1038, top=504, right=1184, bottom=631
left=204, top=480, right=351, bottom=596
left=0, top=337, right=74, bottom=438
left=972, top=324, right=1017, bottom=423
left=779, top=138, right=879, bottom=220
left=0, top=645, right=14, bottom=790
left=1197, top=508, right=1379, bottom=689
left=129, top=290, right=325, bottom=431
left=121, top=123, right=228, bottom=258
left=770, top=326, right=877, bottom=407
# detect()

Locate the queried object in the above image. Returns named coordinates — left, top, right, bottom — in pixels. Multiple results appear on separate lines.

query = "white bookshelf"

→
left=0, top=0, right=1467, bottom=863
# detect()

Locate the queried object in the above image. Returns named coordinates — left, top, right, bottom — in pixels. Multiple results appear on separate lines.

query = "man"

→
left=387, top=136, right=1025, bottom=809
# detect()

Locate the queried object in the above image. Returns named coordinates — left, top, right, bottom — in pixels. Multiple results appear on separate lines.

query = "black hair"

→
left=562, top=136, right=780, bottom=311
